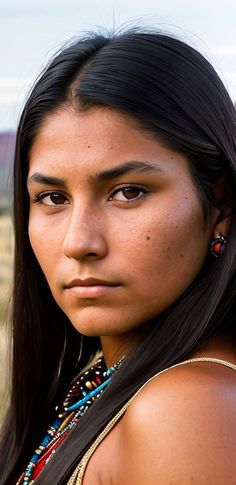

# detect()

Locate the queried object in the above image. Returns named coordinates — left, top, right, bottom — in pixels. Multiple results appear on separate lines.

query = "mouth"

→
left=65, top=278, right=121, bottom=298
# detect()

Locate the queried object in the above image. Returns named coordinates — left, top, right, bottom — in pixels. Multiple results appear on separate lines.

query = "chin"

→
left=69, top=316, right=146, bottom=339
left=70, top=322, right=119, bottom=337
left=63, top=305, right=154, bottom=337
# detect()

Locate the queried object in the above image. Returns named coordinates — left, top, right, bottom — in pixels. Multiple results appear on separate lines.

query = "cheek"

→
left=123, top=204, right=208, bottom=295
left=28, top=217, right=59, bottom=275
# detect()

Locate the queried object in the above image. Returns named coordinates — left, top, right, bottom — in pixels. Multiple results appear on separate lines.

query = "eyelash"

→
left=109, top=185, right=149, bottom=202
left=33, top=191, right=69, bottom=206
left=33, top=185, right=149, bottom=207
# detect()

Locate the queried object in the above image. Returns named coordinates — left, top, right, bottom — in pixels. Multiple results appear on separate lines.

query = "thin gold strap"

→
left=67, top=357, right=236, bottom=485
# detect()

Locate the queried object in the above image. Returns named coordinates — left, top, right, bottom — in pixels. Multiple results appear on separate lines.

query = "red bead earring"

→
left=210, top=234, right=226, bottom=258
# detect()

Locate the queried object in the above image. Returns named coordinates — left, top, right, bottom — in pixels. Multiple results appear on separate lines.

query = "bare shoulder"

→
left=115, top=361, right=236, bottom=485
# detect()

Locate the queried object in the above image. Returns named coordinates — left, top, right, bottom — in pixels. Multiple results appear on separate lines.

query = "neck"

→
left=100, top=322, right=154, bottom=368
left=100, top=335, right=134, bottom=368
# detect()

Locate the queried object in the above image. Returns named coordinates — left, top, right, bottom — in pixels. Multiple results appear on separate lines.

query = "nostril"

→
left=64, top=251, right=101, bottom=261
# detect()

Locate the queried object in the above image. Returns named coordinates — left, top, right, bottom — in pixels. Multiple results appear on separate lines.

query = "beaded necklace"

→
left=17, top=356, right=124, bottom=485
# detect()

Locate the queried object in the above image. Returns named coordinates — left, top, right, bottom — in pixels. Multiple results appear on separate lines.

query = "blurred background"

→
left=0, top=0, right=235, bottom=413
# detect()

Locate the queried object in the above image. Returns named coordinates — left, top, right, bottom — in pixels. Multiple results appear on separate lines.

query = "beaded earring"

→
left=210, top=233, right=226, bottom=258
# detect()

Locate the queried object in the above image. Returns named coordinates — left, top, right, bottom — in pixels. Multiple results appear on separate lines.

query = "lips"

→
left=65, top=277, right=121, bottom=298
left=66, top=277, right=119, bottom=288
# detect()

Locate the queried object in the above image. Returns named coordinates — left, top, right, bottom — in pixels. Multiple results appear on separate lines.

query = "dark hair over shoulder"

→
left=0, top=26, right=236, bottom=484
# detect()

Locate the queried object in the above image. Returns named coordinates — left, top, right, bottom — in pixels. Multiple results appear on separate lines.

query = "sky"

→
left=0, top=0, right=235, bottom=131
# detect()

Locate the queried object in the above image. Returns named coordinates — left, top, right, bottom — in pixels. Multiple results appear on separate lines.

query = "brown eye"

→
left=49, top=193, right=67, bottom=204
left=122, top=187, right=142, bottom=199
left=109, top=185, right=147, bottom=202
left=38, top=192, right=69, bottom=206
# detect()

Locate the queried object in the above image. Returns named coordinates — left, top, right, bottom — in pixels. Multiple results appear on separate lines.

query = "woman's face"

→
left=28, top=107, right=213, bottom=344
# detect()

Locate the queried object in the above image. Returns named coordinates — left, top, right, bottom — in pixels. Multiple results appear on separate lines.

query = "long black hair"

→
left=1, top=27, right=236, bottom=484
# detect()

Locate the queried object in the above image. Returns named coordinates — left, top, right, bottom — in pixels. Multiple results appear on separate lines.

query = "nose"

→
left=62, top=204, right=108, bottom=261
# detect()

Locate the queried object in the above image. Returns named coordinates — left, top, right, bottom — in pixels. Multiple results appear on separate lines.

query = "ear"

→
left=211, top=173, right=233, bottom=239
left=211, top=210, right=231, bottom=239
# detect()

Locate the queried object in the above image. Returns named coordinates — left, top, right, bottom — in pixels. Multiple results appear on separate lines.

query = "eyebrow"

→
left=27, top=173, right=66, bottom=187
left=27, top=160, right=164, bottom=187
left=96, top=160, right=164, bottom=180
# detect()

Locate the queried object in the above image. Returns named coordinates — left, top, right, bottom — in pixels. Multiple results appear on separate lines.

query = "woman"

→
left=0, top=27, right=236, bottom=484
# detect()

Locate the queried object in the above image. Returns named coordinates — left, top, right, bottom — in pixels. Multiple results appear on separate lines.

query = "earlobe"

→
left=209, top=187, right=232, bottom=258
left=210, top=210, right=231, bottom=258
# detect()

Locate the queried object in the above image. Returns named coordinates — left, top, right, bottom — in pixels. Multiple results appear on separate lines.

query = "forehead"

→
left=28, top=107, right=189, bottom=180
left=30, top=107, right=154, bottom=154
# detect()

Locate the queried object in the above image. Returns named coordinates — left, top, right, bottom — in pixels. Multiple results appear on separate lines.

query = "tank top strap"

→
left=67, top=356, right=236, bottom=485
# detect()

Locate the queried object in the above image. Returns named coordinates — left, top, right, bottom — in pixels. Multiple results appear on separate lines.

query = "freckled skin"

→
left=28, top=108, right=215, bottom=358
